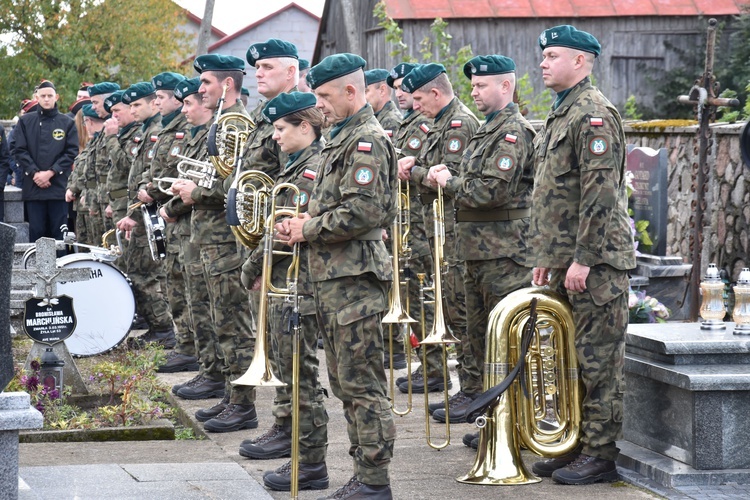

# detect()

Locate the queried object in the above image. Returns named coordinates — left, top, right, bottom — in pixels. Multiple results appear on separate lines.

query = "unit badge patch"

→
left=589, top=137, right=608, bottom=155
left=354, top=166, right=374, bottom=185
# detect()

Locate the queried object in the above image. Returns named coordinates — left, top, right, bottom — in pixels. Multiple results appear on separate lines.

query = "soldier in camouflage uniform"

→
left=170, top=55, right=257, bottom=432
left=428, top=55, right=535, bottom=427
left=66, top=108, right=91, bottom=245
left=115, top=82, right=175, bottom=347
left=239, top=93, right=330, bottom=492
left=134, top=72, right=196, bottom=372
left=399, top=64, right=479, bottom=404
left=102, top=90, right=137, bottom=269
left=88, top=82, right=120, bottom=236
left=364, top=69, right=402, bottom=141
left=529, top=26, right=635, bottom=485
left=80, top=106, right=106, bottom=242
left=278, top=53, right=397, bottom=499
left=386, top=63, right=443, bottom=395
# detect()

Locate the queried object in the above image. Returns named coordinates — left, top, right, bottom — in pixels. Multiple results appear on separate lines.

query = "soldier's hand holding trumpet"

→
left=169, top=179, right=197, bottom=206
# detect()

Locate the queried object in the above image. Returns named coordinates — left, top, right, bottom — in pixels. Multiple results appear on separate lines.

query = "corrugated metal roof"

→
left=384, top=0, right=750, bottom=19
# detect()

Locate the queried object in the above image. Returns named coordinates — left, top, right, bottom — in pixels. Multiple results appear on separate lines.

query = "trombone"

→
left=231, top=181, right=303, bottom=498
left=383, top=179, right=417, bottom=416
left=419, top=184, right=460, bottom=449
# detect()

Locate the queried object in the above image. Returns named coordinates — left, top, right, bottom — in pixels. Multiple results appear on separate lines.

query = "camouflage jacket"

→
left=242, top=140, right=324, bottom=314
left=394, top=109, right=432, bottom=259
left=375, top=100, right=402, bottom=141
left=81, top=132, right=103, bottom=210
left=104, top=121, right=139, bottom=215
left=302, top=105, right=397, bottom=282
left=144, top=111, right=190, bottom=204
left=410, top=97, right=479, bottom=238
left=191, top=101, right=248, bottom=246
left=530, top=77, right=636, bottom=271
left=444, top=103, right=535, bottom=264
left=68, top=149, right=87, bottom=211
left=93, top=128, right=111, bottom=207
left=125, top=113, right=162, bottom=232
left=164, top=125, right=208, bottom=221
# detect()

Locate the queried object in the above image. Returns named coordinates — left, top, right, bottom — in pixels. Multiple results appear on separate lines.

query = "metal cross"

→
left=677, top=18, right=739, bottom=321
left=11, top=238, right=90, bottom=299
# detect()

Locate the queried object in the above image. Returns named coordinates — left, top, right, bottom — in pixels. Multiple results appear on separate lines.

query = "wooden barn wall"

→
left=315, top=3, right=741, bottom=111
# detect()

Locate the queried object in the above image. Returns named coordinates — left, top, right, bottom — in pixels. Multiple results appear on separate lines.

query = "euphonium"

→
left=227, top=170, right=275, bottom=249
left=457, top=287, right=582, bottom=485
left=206, top=83, right=256, bottom=178
left=383, top=179, right=417, bottom=416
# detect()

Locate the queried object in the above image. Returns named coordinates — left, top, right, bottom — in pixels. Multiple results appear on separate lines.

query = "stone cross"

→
left=11, top=238, right=92, bottom=395
left=11, top=238, right=90, bottom=300
left=676, top=18, right=739, bottom=321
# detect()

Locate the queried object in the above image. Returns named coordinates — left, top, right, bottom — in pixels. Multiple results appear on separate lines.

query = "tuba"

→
left=457, top=287, right=582, bottom=485
left=206, top=83, right=256, bottom=179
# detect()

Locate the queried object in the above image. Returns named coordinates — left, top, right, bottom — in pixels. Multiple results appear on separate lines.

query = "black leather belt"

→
left=455, top=208, right=530, bottom=222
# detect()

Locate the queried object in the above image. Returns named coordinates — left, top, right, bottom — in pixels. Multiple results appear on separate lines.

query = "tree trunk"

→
left=194, top=0, right=216, bottom=74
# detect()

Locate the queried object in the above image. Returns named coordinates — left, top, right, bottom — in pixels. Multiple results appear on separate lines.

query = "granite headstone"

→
left=627, top=145, right=668, bottom=256
left=0, top=223, right=15, bottom=392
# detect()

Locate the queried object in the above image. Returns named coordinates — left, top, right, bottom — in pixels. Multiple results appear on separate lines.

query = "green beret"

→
left=173, top=78, right=201, bottom=102
left=299, top=59, right=310, bottom=71
left=152, top=72, right=186, bottom=91
left=262, top=92, right=317, bottom=123
left=306, top=53, right=366, bottom=90
left=194, top=54, right=245, bottom=74
left=387, top=62, right=419, bottom=88
left=463, top=55, right=516, bottom=79
left=88, top=82, right=120, bottom=97
left=400, top=63, right=446, bottom=93
left=538, top=25, right=601, bottom=57
left=103, top=91, right=125, bottom=113
left=364, top=69, right=389, bottom=86
left=246, top=38, right=298, bottom=67
left=82, top=104, right=100, bottom=119
left=241, top=87, right=250, bottom=97
left=121, top=82, right=155, bottom=104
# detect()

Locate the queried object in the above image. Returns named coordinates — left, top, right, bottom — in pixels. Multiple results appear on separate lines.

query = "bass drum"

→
left=57, top=254, right=136, bottom=357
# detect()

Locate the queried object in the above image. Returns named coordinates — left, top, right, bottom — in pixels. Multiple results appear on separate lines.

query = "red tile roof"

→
left=383, top=0, right=750, bottom=18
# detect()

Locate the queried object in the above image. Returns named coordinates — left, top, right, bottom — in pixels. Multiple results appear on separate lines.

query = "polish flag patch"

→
left=150, top=135, right=159, bottom=142
left=175, top=132, right=185, bottom=139
left=450, top=119, right=462, bottom=128
left=134, top=136, right=142, bottom=143
left=303, top=168, right=317, bottom=180
left=504, top=134, right=517, bottom=144
left=419, top=123, right=430, bottom=134
left=590, top=117, right=604, bottom=127
left=357, top=141, right=372, bottom=152
left=385, top=129, right=393, bottom=137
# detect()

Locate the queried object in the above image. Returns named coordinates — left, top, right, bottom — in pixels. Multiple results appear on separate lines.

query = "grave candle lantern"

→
left=700, top=263, right=726, bottom=330
left=733, top=268, right=750, bottom=335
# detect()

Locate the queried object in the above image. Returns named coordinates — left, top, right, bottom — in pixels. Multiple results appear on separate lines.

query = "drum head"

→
left=57, top=255, right=135, bottom=357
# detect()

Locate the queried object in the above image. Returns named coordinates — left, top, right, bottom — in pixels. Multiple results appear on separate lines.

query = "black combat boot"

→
left=194, top=393, right=230, bottom=422
left=157, top=351, right=200, bottom=373
left=263, top=460, right=329, bottom=491
left=531, top=445, right=582, bottom=477
left=431, top=391, right=478, bottom=423
left=550, top=454, right=618, bottom=485
left=175, top=376, right=225, bottom=400
left=317, top=476, right=392, bottom=500
left=239, top=423, right=292, bottom=459
left=462, top=431, right=479, bottom=450
left=203, top=403, right=258, bottom=432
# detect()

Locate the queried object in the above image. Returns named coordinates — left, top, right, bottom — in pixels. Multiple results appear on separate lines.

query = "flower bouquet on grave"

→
left=628, top=289, right=671, bottom=324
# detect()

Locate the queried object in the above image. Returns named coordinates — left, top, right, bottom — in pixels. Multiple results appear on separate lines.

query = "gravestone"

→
left=11, top=238, right=91, bottom=395
left=1, top=223, right=15, bottom=392
left=627, top=145, right=668, bottom=256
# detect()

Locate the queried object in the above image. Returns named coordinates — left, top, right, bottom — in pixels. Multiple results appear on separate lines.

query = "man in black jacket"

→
left=11, top=80, right=78, bottom=241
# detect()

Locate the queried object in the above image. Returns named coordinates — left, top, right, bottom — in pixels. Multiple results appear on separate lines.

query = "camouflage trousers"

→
left=402, top=254, right=443, bottom=378
left=550, top=263, right=629, bottom=461
left=74, top=208, right=90, bottom=246
left=100, top=203, right=113, bottom=232
left=313, top=274, right=396, bottom=486
left=183, top=240, right=221, bottom=377
left=269, top=299, right=328, bottom=464
left=124, top=228, right=173, bottom=331
left=165, top=227, right=193, bottom=357
left=199, top=243, right=256, bottom=405
left=461, top=258, right=531, bottom=394
left=87, top=206, right=105, bottom=248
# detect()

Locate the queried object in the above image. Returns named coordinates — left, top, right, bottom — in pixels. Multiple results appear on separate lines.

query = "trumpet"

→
left=383, top=179, right=417, bottom=416
left=419, top=184, right=460, bottom=449
left=151, top=155, right=220, bottom=195
left=231, top=181, right=303, bottom=497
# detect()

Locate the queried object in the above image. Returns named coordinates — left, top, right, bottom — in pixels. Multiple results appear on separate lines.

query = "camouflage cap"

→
left=246, top=38, right=298, bottom=67
left=400, top=63, right=446, bottom=93
left=538, top=25, right=601, bottom=57
left=103, top=91, right=125, bottom=113
left=463, top=55, right=516, bottom=79
left=88, top=81, right=120, bottom=97
left=81, top=104, right=100, bottom=119
left=262, top=91, right=317, bottom=123
left=69, top=97, right=91, bottom=115
left=364, top=68, right=389, bottom=86
left=306, top=53, right=366, bottom=90
left=386, top=62, right=419, bottom=88
left=151, top=72, right=187, bottom=91
left=193, top=54, right=245, bottom=74
left=173, top=77, right=201, bottom=102
left=121, top=82, right=155, bottom=104
left=298, top=58, right=310, bottom=71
